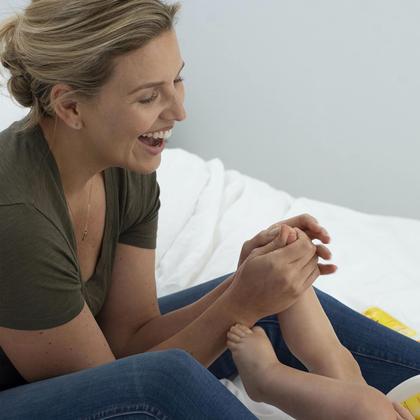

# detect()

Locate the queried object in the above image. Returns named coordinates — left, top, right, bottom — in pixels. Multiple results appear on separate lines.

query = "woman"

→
left=0, top=1, right=418, bottom=419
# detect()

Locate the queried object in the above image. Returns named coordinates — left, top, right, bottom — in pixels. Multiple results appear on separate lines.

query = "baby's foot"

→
left=227, top=323, right=280, bottom=402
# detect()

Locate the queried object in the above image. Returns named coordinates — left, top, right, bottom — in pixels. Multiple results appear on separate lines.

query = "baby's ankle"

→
left=252, top=361, right=285, bottom=400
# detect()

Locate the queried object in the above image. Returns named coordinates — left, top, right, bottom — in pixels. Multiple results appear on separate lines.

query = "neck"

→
left=39, top=117, right=106, bottom=199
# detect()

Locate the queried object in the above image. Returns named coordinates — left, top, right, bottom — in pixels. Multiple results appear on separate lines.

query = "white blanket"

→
left=156, top=148, right=420, bottom=419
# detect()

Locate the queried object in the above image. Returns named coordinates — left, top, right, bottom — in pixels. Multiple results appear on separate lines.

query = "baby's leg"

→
left=227, top=324, right=397, bottom=420
left=274, top=226, right=364, bottom=382
left=277, top=287, right=364, bottom=382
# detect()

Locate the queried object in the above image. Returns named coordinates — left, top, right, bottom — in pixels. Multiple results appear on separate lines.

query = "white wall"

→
left=173, top=0, right=420, bottom=219
left=1, top=0, right=419, bottom=219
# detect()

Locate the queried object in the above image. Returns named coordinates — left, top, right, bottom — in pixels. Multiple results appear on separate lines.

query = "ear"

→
left=50, top=84, right=83, bottom=130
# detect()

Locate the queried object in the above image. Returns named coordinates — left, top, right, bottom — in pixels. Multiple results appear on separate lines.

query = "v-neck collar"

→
left=33, top=123, right=111, bottom=285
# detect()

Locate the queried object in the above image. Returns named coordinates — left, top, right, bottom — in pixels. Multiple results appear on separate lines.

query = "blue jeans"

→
left=0, top=348, right=256, bottom=419
left=1, top=274, right=420, bottom=419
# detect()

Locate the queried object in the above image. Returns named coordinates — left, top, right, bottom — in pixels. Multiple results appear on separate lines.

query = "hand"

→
left=392, top=401, right=415, bottom=420
left=276, top=213, right=331, bottom=244
left=228, top=226, right=320, bottom=324
left=238, top=214, right=336, bottom=275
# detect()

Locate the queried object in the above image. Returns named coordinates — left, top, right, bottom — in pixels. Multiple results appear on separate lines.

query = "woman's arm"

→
left=119, top=275, right=235, bottom=362
left=110, top=232, right=321, bottom=366
left=0, top=303, right=116, bottom=383
left=97, top=244, right=234, bottom=360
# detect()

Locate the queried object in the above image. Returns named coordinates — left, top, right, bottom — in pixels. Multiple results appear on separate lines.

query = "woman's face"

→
left=80, top=29, right=186, bottom=174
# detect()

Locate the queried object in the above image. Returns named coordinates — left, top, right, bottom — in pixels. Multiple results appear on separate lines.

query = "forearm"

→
left=120, top=274, right=235, bottom=362
left=261, top=363, right=393, bottom=420
left=277, top=287, right=363, bottom=382
left=147, top=292, right=242, bottom=367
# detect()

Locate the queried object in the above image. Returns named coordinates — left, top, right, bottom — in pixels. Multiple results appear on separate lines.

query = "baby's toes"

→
left=227, top=330, right=242, bottom=343
left=226, top=338, right=239, bottom=349
left=230, top=324, right=250, bottom=338
left=236, top=324, right=253, bottom=335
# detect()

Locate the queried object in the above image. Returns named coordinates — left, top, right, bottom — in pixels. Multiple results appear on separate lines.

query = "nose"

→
left=161, top=89, right=187, bottom=122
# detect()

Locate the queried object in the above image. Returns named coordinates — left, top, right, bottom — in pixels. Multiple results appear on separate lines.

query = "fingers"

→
left=270, top=228, right=317, bottom=264
left=251, top=225, right=295, bottom=257
left=281, top=214, right=331, bottom=244
left=301, top=253, right=319, bottom=277
left=299, top=256, right=336, bottom=277
left=277, top=225, right=293, bottom=248
left=302, top=262, right=321, bottom=290
left=253, top=226, right=336, bottom=272
left=315, top=244, right=337, bottom=274
left=287, top=228, right=298, bottom=245
left=289, top=233, right=335, bottom=271
left=316, top=244, right=331, bottom=260
left=318, top=263, right=337, bottom=275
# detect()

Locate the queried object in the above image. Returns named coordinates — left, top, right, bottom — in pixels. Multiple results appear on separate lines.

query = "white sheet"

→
left=156, top=148, right=420, bottom=419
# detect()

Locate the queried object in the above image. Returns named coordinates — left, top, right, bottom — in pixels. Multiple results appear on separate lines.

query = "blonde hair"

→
left=0, top=0, right=181, bottom=129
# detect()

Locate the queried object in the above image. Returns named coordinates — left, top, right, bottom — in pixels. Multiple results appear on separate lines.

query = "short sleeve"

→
left=118, top=171, right=160, bottom=249
left=0, top=204, right=84, bottom=330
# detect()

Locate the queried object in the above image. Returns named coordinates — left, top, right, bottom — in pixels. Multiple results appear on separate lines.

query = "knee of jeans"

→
left=151, top=348, right=199, bottom=373
left=123, top=349, right=204, bottom=398
left=124, top=349, right=199, bottom=378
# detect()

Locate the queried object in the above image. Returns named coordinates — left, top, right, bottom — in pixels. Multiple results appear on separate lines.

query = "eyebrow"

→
left=129, top=61, right=185, bottom=95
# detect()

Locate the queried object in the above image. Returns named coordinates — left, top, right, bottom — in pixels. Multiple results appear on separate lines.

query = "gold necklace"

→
left=67, top=177, right=94, bottom=242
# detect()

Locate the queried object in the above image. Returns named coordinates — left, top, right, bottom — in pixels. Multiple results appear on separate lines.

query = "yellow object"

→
left=402, top=393, right=420, bottom=420
left=363, top=307, right=417, bottom=338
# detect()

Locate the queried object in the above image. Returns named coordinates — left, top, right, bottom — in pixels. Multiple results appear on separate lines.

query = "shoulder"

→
left=0, top=119, right=47, bottom=206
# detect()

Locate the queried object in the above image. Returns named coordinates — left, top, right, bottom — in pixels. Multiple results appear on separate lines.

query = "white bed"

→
left=156, top=148, right=420, bottom=419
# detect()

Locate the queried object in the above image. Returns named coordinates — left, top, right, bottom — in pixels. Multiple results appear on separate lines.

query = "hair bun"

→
left=8, top=72, right=34, bottom=107
left=1, top=16, right=34, bottom=107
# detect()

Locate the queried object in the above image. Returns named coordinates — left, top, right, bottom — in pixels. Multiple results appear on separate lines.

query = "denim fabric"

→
left=158, top=273, right=420, bottom=394
left=0, top=349, right=256, bottom=419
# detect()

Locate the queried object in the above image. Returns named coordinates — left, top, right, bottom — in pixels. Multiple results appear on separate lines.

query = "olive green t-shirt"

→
left=0, top=119, right=160, bottom=390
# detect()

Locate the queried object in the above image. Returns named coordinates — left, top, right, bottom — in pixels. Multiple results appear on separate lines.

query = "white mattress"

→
left=156, top=148, right=420, bottom=419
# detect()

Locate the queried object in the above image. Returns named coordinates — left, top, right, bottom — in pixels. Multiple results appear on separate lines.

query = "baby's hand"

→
left=276, top=224, right=298, bottom=247
left=272, top=225, right=336, bottom=275
left=238, top=223, right=336, bottom=275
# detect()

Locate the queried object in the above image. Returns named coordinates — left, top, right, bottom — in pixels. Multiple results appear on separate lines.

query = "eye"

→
left=138, top=77, right=185, bottom=105
left=138, top=91, right=159, bottom=104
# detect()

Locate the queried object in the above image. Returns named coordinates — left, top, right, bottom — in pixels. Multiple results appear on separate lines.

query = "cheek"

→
left=129, top=106, right=161, bottom=135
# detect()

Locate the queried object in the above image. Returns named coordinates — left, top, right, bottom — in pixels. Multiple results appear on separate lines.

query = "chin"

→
left=129, top=157, right=161, bottom=175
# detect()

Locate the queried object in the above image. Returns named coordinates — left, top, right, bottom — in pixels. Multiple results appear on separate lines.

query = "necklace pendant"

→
left=82, top=230, right=88, bottom=241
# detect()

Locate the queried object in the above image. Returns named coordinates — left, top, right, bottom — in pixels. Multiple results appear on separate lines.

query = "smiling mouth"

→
left=138, top=136, right=164, bottom=147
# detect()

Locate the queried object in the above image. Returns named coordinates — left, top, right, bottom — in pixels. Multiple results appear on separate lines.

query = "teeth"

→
left=140, top=129, right=172, bottom=140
